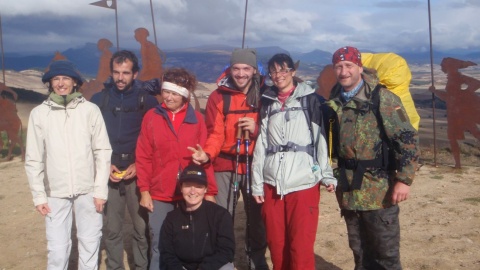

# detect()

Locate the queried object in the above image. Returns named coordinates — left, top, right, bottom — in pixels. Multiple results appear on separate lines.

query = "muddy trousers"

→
left=104, top=180, right=149, bottom=270
left=262, top=183, right=320, bottom=270
left=45, top=193, right=103, bottom=270
left=342, top=205, right=402, bottom=270
left=215, top=171, right=269, bottom=270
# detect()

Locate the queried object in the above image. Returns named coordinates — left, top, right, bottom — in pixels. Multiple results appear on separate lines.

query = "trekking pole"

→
left=232, top=126, right=243, bottom=224
left=244, top=130, right=252, bottom=270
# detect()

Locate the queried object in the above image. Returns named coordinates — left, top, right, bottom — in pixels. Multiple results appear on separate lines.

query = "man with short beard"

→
left=327, top=46, right=419, bottom=270
left=190, top=49, right=269, bottom=270
left=91, top=50, right=158, bottom=270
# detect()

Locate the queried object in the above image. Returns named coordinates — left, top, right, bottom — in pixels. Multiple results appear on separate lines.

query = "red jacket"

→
left=203, top=71, right=264, bottom=174
left=136, top=104, right=217, bottom=201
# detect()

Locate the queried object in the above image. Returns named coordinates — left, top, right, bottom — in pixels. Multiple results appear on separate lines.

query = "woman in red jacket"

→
left=136, top=68, right=218, bottom=270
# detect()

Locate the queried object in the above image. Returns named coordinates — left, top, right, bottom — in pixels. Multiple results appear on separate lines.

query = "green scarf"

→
left=49, top=92, right=83, bottom=107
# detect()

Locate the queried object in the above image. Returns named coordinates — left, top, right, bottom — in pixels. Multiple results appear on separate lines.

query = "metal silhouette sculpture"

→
left=429, top=57, right=480, bottom=168
left=44, top=51, right=67, bottom=72
left=80, top=38, right=114, bottom=100
left=135, top=27, right=164, bottom=81
left=0, top=82, right=18, bottom=101
left=0, top=89, right=24, bottom=161
left=134, top=27, right=167, bottom=104
left=316, top=64, right=336, bottom=99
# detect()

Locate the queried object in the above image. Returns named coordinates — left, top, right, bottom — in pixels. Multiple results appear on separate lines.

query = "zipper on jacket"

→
left=117, top=93, right=124, bottom=143
left=279, top=114, right=287, bottom=199
left=64, top=106, right=75, bottom=197
left=200, top=232, right=209, bottom=257
left=190, top=213, right=195, bottom=249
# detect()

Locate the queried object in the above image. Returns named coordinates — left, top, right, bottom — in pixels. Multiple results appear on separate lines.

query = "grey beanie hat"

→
left=230, top=48, right=258, bottom=69
left=42, top=60, right=84, bottom=86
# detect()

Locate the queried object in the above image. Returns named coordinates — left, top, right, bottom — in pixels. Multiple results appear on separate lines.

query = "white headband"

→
left=162, top=82, right=190, bottom=98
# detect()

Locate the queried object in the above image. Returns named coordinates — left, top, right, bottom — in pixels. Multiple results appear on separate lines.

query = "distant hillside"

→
left=3, top=43, right=480, bottom=83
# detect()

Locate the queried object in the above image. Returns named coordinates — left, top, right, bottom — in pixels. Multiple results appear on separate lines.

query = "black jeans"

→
left=342, top=205, right=402, bottom=270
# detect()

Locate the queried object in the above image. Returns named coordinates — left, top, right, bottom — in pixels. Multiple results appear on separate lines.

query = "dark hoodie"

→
left=160, top=200, right=235, bottom=270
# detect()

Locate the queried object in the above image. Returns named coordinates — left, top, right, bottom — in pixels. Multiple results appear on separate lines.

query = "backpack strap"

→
left=222, top=93, right=257, bottom=120
left=100, top=88, right=148, bottom=115
left=137, top=90, right=148, bottom=115
left=263, top=95, right=318, bottom=161
left=100, top=88, right=109, bottom=111
left=222, top=93, right=230, bottom=116
left=301, top=95, right=318, bottom=163
left=370, top=84, right=395, bottom=170
left=337, top=84, right=396, bottom=192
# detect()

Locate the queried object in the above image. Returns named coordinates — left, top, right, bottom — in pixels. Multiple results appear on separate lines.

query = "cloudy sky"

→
left=1, top=0, right=479, bottom=54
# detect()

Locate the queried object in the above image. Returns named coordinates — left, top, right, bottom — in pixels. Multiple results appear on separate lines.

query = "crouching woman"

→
left=160, top=164, right=235, bottom=270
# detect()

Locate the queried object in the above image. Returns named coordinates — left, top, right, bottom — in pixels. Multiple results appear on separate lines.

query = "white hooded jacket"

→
left=25, top=96, right=112, bottom=206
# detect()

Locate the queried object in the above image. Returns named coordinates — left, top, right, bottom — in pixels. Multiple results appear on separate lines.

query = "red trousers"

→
left=262, top=183, right=320, bottom=270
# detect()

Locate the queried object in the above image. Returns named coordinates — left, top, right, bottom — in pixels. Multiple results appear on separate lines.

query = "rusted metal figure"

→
left=135, top=27, right=164, bottom=82
left=0, top=89, right=24, bottom=161
left=80, top=38, right=114, bottom=100
left=429, top=57, right=480, bottom=168
left=316, top=64, right=336, bottom=99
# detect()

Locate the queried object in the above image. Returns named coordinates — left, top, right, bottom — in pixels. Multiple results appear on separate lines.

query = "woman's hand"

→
left=94, top=198, right=106, bottom=213
left=253, top=195, right=264, bottom=204
left=188, top=144, right=209, bottom=165
left=35, top=203, right=51, bottom=216
left=140, top=191, right=154, bottom=212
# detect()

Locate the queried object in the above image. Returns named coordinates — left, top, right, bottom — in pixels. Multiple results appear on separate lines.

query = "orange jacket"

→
left=203, top=71, right=265, bottom=174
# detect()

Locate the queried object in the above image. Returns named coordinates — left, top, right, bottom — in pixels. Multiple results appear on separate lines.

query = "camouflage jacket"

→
left=326, top=74, right=419, bottom=210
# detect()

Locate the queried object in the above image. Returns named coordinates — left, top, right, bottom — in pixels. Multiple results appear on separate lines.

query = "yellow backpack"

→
left=361, top=52, right=420, bottom=130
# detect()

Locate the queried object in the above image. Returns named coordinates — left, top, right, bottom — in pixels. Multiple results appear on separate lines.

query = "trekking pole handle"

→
left=236, top=124, right=243, bottom=140
left=244, top=130, right=250, bottom=141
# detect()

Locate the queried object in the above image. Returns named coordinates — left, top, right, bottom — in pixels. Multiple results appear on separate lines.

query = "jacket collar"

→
left=154, top=102, right=198, bottom=124
left=44, top=95, right=85, bottom=109
left=179, top=200, right=206, bottom=214
left=262, top=81, right=314, bottom=102
left=216, top=68, right=265, bottom=95
left=330, top=70, right=378, bottom=104
left=105, top=78, right=142, bottom=97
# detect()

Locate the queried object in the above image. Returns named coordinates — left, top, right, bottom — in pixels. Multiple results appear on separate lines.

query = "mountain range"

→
left=3, top=43, right=480, bottom=83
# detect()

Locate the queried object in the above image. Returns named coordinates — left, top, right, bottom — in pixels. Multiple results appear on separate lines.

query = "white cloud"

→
left=0, top=0, right=478, bottom=54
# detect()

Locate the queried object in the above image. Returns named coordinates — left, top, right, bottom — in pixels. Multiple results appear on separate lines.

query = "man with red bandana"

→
left=190, top=48, right=269, bottom=270
left=327, top=46, right=419, bottom=270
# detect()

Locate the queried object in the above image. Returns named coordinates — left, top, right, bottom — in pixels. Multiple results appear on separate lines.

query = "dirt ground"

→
left=1, top=149, right=480, bottom=270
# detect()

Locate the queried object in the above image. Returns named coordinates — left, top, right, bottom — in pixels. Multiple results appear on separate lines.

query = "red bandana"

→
left=332, top=46, right=362, bottom=67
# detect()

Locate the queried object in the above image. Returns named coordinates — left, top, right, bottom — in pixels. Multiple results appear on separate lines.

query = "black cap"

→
left=179, top=164, right=207, bottom=186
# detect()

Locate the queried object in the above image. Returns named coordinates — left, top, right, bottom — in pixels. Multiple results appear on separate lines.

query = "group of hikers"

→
left=24, top=45, right=419, bottom=270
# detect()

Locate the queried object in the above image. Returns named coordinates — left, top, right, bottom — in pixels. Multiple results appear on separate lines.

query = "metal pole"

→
left=428, top=0, right=438, bottom=166
left=241, top=0, right=249, bottom=48
left=115, top=5, right=120, bottom=51
left=0, top=13, right=6, bottom=83
left=149, top=0, right=158, bottom=46
left=244, top=130, right=252, bottom=270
